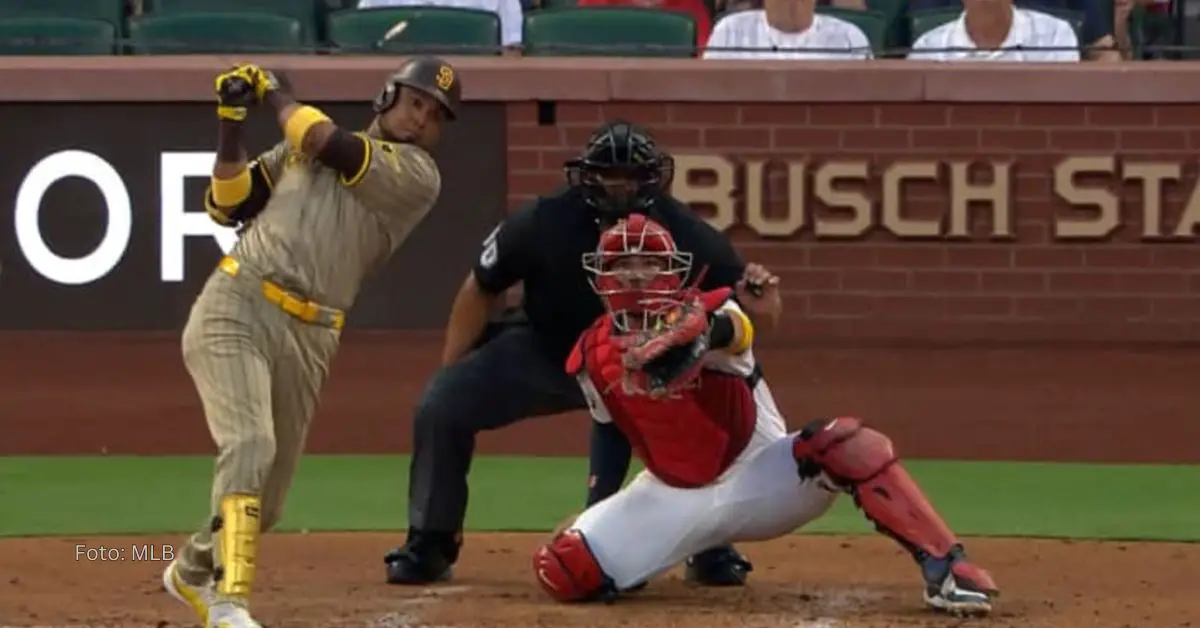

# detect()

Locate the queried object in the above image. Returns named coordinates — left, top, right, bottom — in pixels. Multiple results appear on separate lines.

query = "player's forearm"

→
left=441, top=274, right=498, bottom=365
left=267, top=93, right=370, bottom=182
left=213, top=119, right=248, bottom=178
left=586, top=421, right=632, bottom=506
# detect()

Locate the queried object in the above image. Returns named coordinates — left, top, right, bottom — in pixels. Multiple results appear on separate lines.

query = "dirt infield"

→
left=2, top=333, right=1197, bottom=626
left=2, top=533, right=1197, bottom=627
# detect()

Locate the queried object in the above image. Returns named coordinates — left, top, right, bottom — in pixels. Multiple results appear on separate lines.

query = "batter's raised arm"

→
left=205, top=65, right=284, bottom=229
left=253, top=71, right=367, bottom=182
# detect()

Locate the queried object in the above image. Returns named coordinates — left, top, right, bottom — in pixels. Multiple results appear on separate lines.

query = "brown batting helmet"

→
left=373, top=56, right=461, bottom=120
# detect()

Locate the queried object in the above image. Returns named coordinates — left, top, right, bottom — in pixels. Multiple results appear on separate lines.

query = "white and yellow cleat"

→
left=162, top=559, right=218, bottom=624
left=206, top=601, right=264, bottom=628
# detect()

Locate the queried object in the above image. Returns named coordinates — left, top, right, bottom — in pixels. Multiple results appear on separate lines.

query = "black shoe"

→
left=383, top=530, right=457, bottom=585
left=683, top=545, right=753, bottom=586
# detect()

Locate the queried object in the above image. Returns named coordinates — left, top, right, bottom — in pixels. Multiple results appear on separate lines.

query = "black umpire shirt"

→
left=472, top=187, right=746, bottom=363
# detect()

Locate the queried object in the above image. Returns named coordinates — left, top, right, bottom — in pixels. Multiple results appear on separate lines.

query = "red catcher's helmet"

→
left=582, top=214, right=693, bottom=332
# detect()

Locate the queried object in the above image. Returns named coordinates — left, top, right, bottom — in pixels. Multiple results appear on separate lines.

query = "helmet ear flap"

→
left=374, top=82, right=398, bottom=114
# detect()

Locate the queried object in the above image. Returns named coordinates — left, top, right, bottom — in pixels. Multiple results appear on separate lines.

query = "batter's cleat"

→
left=920, top=544, right=998, bottom=617
left=683, top=545, right=753, bottom=586
left=162, top=559, right=218, bottom=624
left=206, top=601, right=263, bottom=628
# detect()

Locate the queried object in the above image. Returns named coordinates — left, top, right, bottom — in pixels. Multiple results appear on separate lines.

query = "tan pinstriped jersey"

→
left=232, top=135, right=442, bottom=310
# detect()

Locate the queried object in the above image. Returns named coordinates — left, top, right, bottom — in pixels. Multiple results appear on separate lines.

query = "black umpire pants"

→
left=407, top=320, right=585, bottom=533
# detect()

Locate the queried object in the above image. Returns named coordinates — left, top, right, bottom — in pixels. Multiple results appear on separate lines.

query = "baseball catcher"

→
left=531, top=214, right=999, bottom=616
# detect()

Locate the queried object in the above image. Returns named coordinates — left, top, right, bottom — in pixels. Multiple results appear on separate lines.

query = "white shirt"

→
left=908, top=7, right=1079, bottom=62
left=358, top=0, right=523, bottom=46
left=703, top=11, right=872, bottom=60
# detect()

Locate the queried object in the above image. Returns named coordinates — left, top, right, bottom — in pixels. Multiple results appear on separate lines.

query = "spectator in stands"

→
left=909, top=0, right=1120, bottom=59
left=702, top=0, right=873, bottom=58
left=908, top=0, right=1081, bottom=61
left=357, top=0, right=523, bottom=46
left=577, top=0, right=714, bottom=47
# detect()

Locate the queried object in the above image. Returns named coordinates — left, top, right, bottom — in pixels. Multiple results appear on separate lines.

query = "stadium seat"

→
left=815, top=6, right=889, bottom=55
left=0, top=17, right=116, bottom=55
left=866, top=0, right=909, bottom=53
left=143, top=0, right=323, bottom=43
left=127, top=12, right=304, bottom=54
left=326, top=7, right=501, bottom=55
left=910, top=6, right=1084, bottom=45
left=523, top=7, right=697, bottom=57
left=0, top=0, right=124, bottom=33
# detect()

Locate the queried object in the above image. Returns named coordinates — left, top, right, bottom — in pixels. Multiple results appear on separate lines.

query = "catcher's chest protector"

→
left=568, top=290, right=757, bottom=488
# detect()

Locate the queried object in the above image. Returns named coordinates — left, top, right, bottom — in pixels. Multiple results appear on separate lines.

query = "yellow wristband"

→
left=217, top=105, right=247, bottom=122
left=284, top=105, right=331, bottom=152
left=726, top=307, right=754, bottom=355
left=211, top=168, right=253, bottom=207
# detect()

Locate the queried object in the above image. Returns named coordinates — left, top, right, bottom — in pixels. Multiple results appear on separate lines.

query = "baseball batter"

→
left=532, top=215, right=1000, bottom=616
left=159, top=57, right=461, bottom=628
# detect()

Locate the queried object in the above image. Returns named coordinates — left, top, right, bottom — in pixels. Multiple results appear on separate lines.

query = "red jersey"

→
left=574, top=0, right=714, bottom=48
left=567, top=288, right=757, bottom=488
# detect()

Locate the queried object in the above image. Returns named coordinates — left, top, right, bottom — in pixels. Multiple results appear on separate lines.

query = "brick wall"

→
left=506, top=102, right=1200, bottom=344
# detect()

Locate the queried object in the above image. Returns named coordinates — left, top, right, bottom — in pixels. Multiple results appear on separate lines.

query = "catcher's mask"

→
left=582, top=214, right=693, bottom=333
left=565, top=120, right=675, bottom=226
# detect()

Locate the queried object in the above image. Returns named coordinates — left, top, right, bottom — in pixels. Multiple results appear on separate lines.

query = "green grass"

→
left=1, top=455, right=1197, bottom=541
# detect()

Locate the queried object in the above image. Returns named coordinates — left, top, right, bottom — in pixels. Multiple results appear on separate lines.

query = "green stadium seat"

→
left=0, top=0, right=124, bottom=33
left=910, top=7, right=1084, bottom=45
left=866, top=0, right=909, bottom=53
left=127, top=12, right=304, bottom=54
left=539, top=0, right=578, bottom=9
left=326, top=7, right=501, bottom=56
left=144, top=0, right=323, bottom=43
left=815, top=6, right=889, bottom=55
left=0, top=17, right=116, bottom=55
left=523, top=7, right=696, bottom=57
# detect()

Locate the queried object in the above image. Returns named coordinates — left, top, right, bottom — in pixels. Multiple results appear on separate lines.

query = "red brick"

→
left=1014, top=248, right=1083, bottom=267
left=946, top=296, right=1012, bottom=317
left=1152, top=247, right=1200, bottom=268
left=507, top=125, right=565, bottom=148
left=879, top=105, right=947, bottom=127
left=705, top=128, right=772, bottom=149
left=809, top=246, right=877, bottom=268
left=775, top=269, right=839, bottom=291
left=876, top=247, right=947, bottom=268
left=980, top=129, right=1047, bottom=150
left=1155, top=105, right=1200, bottom=127
left=1015, top=297, right=1081, bottom=318
left=1018, top=105, right=1087, bottom=127
left=670, top=104, right=740, bottom=125
left=809, top=104, right=877, bottom=126
left=947, top=248, right=1014, bottom=268
left=1084, top=248, right=1154, bottom=267
left=1048, top=272, right=1118, bottom=293
left=1087, top=105, right=1156, bottom=127
left=507, top=149, right=541, bottom=172
left=601, top=103, right=670, bottom=125
left=911, top=129, right=979, bottom=149
left=911, top=271, right=980, bottom=292
left=1083, top=297, right=1152, bottom=319
left=738, top=104, right=809, bottom=126
left=841, top=129, right=911, bottom=150
left=1049, top=130, right=1119, bottom=151
left=809, top=293, right=874, bottom=316
left=651, top=127, right=703, bottom=150
left=949, top=105, right=1018, bottom=127
left=1115, top=272, right=1188, bottom=294
left=508, top=172, right=561, bottom=194
left=1152, top=297, right=1200, bottom=319
left=1119, top=130, right=1189, bottom=152
left=555, top=104, right=603, bottom=124
left=981, top=272, right=1047, bottom=293
left=841, top=270, right=911, bottom=291
left=773, top=128, right=841, bottom=150
left=876, top=295, right=945, bottom=318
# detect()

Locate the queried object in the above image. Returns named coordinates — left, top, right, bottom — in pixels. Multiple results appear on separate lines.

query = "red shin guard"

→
left=793, top=417, right=957, bottom=559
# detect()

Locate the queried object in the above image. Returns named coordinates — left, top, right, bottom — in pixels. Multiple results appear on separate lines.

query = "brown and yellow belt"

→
left=218, top=256, right=345, bottom=330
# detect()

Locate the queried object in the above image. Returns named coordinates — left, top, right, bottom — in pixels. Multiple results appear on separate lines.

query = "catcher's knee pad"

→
left=792, top=417, right=957, bottom=558
left=532, top=530, right=616, bottom=603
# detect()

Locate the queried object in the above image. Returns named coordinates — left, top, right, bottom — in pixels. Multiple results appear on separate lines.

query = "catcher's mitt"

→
left=617, top=298, right=711, bottom=397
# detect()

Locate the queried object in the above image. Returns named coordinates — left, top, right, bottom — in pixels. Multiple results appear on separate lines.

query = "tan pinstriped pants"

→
left=175, top=268, right=341, bottom=585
